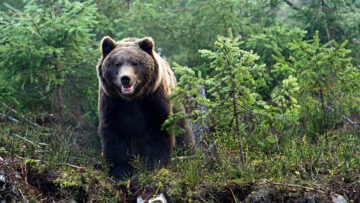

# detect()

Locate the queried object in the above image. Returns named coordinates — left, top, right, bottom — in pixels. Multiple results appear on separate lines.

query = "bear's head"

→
left=97, top=36, right=161, bottom=100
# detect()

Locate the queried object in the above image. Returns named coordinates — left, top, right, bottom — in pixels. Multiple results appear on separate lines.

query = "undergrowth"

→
left=1, top=120, right=359, bottom=202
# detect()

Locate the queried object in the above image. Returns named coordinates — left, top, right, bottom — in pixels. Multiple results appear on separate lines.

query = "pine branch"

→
left=324, top=105, right=360, bottom=129
left=283, top=0, right=300, bottom=11
left=352, top=38, right=360, bottom=45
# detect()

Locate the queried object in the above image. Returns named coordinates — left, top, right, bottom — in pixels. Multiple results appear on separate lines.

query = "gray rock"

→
left=0, top=170, right=5, bottom=183
left=68, top=198, right=77, bottom=203
left=291, top=192, right=323, bottom=203
left=244, top=186, right=281, bottom=203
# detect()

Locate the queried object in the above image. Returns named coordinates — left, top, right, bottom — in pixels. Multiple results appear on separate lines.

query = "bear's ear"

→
left=101, top=36, right=117, bottom=57
left=137, top=37, right=154, bottom=55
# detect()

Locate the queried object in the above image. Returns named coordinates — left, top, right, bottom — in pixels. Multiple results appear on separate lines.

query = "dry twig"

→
left=229, top=187, right=238, bottom=203
left=324, top=105, right=360, bottom=129
left=18, top=157, right=85, bottom=171
left=18, top=188, right=29, bottom=203
left=0, top=113, right=19, bottom=123
left=1, top=102, right=41, bottom=128
left=269, top=182, right=326, bottom=194
left=14, top=134, right=48, bottom=148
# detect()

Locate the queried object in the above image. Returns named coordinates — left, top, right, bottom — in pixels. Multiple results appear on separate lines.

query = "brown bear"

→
left=97, top=36, right=195, bottom=179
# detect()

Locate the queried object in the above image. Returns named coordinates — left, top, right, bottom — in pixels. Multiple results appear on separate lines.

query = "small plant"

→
left=165, top=30, right=302, bottom=169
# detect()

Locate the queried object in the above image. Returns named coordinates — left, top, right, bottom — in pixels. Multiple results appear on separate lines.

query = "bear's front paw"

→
left=111, top=166, right=133, bottom=181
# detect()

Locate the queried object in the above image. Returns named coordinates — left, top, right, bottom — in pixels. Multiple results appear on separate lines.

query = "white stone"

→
left=331, top=193, right=347, bottom=203
left=149, top=193, right=167, bottom=203
left=137, top=193, right=167, bottom=203
left=137, top=196, right=145, bottom=203
left=0, top=175, right=5, bottom=183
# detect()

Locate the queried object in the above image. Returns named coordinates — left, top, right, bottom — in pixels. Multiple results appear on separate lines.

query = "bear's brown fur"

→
left=97, top=36, right=195, bottom=179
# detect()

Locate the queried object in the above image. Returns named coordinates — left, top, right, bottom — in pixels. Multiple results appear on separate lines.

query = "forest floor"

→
left=1, top=121, right=360, bottom=202
left=0, top=154, right=359, bottom=202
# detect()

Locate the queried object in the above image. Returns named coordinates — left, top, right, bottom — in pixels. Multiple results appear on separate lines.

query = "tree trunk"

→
left=56, top=85, right=65, bottom=122
left=126, top=0, right=130, bottom=10
left=53, top=51, right=65, bottom=123
left=321, top=0, right=332, bottom=44
left=230, top=72, right=246, bottom=167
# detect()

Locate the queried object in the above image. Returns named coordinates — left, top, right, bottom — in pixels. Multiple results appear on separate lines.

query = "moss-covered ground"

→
left=1, top=121, right=359, bottom=202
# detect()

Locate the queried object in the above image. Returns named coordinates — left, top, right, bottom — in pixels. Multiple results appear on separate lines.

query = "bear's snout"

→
left=116, top=67, right=138, bottom=95
left=120, top=75, right=131, bottom=86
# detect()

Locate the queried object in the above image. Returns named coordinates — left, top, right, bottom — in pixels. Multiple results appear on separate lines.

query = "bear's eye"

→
left=132, top=61, right=139, bottom=66
left=115, top=62, right=122, bottom=67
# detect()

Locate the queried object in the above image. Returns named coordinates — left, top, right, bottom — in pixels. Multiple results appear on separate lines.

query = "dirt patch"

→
left=0, top=163, right=22, bottom=201
left=217, top=182, right=253, bottom=202
left=0, top=156, right=69, bottom=202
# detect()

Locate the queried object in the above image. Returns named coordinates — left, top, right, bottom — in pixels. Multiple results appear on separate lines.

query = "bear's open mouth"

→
left=121, top=83, right=136, bottom=94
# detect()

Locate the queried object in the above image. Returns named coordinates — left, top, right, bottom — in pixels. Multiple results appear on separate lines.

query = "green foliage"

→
left=199, top=32, right=266, bottom=156
left=245, top=24, right=306, bottom=99
left=166, top=31, right=300, bottom=156
left=271, top=75, right=300, bottom=111
left=0, top=0, right=98, bottom=123
left=288, top=0, right=360, bottom=42
left=55, top=166, right=122, bottom=202
left=95, top=0, right=281, bottom=68
left=284, top=0, right=360, bottom=65
left=274, top=31, right=360, bottom=137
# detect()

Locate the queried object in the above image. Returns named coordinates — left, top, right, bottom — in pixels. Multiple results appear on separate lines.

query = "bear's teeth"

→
left=122, top=85, right=134, bottom=94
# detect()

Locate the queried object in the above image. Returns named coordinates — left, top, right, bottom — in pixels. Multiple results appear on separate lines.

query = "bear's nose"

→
left=120, top=75, right=131, bottom=86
